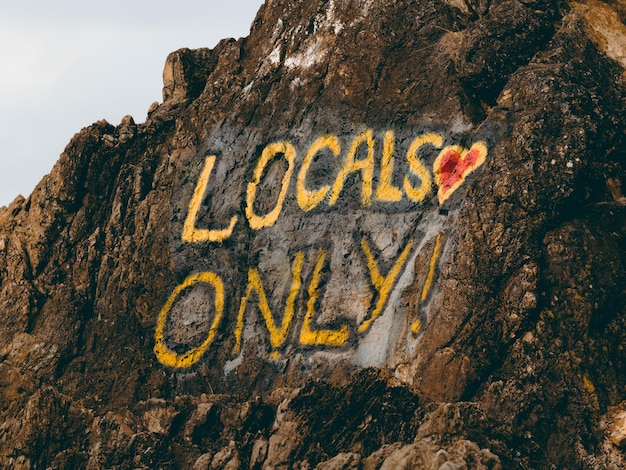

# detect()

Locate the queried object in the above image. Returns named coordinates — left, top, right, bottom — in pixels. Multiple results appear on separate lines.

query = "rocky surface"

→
left=2, top=0, right=626, bottom=468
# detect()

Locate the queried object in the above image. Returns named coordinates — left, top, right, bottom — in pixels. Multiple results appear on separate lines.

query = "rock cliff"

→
left=1, top=0, right=626, bottom=468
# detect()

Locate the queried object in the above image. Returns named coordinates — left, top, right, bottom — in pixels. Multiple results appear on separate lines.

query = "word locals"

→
left=153, top=129, right=488, bottom=369
left=182, top=130, right=488, bottom=243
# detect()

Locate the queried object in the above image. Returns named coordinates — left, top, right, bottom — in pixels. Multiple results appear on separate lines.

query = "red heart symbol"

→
left=433, top=142, right=488, bottom=205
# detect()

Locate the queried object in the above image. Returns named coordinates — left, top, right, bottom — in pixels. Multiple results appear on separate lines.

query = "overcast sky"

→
left=0, top=0, right=264, bottom=207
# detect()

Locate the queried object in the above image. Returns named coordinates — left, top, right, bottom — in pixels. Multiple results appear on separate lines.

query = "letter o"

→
left=246, top=141, right=297, bottom=230
left=154, top=272, right=225, bottom=368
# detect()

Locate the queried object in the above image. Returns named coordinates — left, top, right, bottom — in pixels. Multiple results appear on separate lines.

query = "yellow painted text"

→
left=359, top=237, right=415, bottom=333
left=154, top=272, right=225, bottom=368
left=299, top=250, right=350, bottom=346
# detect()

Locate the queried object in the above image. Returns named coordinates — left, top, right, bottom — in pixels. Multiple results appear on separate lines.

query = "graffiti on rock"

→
left=155, top=129, right=488, bottom=368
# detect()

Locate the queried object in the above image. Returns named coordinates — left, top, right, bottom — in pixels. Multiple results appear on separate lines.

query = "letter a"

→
left=329, top=130, right=375, bottom=207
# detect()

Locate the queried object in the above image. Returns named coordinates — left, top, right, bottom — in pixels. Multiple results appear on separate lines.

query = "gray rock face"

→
left=1, top=0, right=626, bottom=468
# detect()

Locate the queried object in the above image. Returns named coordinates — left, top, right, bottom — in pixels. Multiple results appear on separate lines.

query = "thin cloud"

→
left=0, top=0, right=264, bottom=207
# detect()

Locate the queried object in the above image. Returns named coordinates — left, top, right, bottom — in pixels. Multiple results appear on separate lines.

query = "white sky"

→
left=0, top=0, right=264, bottom=207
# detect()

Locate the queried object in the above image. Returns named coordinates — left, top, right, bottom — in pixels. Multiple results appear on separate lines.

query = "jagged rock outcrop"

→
left=2, top=0, right=626, bottom=468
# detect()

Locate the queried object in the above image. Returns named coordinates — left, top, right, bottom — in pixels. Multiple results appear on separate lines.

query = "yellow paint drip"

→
left=583, top=375, right=596, bottom=394
left=421, top=234, right=443, bottom=302
left=411, top=319, right=422, bottom=335
left=270, top=351, right=281, bottom=360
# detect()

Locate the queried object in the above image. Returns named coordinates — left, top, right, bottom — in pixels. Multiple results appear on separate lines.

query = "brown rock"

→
left=1, top=0, right=626, bottom=469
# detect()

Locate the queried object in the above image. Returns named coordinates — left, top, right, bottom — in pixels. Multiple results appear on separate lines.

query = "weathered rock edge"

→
left=1, top=0, right=626, bottom=468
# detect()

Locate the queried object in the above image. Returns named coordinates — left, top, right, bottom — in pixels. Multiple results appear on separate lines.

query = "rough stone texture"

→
left=1, top=0, right=626, bottom=468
